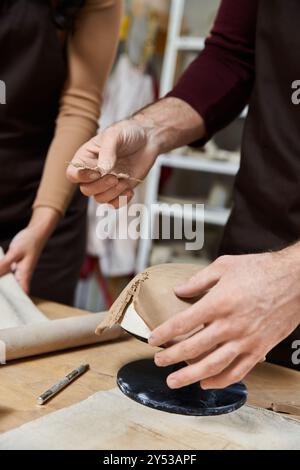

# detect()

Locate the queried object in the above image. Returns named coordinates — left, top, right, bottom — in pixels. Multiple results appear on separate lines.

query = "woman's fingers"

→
left=154, top=320, right=233, bottom=367
left=166, top=343, right=241, bottom=389
left=0, top=246, right=32, bottom=293
left=14, top=257, right=33, bottom=293
left=174, top=256, right=228, bottom=298
left=0, top=247, right=22, bottom=276
left=149, top=288, right=223, bottom=347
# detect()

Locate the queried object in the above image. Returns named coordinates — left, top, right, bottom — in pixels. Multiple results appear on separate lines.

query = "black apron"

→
left=0, top=0, right=87, bottom=305
left=220, top=0, right=300, bottom=370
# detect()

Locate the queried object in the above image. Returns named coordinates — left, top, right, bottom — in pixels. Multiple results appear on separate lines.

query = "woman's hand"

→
left=0, top=207, right=60, bottom=293
left=149, top=247, right=300, bottom=390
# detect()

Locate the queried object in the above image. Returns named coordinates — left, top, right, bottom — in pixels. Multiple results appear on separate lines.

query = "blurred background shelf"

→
left=158, top=153, right=239, bottom=175
left=135, top=0, right=241, bottom=273
left=174, top=36, right=205, bottom=50
left=155, top=199, right=230, bottom=226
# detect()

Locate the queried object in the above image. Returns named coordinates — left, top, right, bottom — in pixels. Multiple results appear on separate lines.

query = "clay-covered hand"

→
left=0, top=207, right=59, bottom=293
left=66, top=118, right=160, bottom=209
left=149, top=248, right=300, bottom=389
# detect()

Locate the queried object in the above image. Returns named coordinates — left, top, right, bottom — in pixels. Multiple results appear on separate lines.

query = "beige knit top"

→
left=33, top=0, right=122, bottom=215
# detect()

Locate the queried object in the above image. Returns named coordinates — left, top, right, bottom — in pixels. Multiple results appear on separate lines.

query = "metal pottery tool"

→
left=37, top=363, right=89, bottom=405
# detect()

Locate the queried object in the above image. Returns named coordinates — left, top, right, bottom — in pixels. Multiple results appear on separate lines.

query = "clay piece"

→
left=97, top=264, right=201, bottom=336
left=66, top=161, right=143, bottom=183
left=99, top=264, right=248, bottom=416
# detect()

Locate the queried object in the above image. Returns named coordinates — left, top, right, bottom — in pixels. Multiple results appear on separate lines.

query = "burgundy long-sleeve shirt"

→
left=167, top=0, right=259, bottom=141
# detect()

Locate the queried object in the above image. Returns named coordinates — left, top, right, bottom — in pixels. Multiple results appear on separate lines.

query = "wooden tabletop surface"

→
left=0, top=299, right=299, bottom=434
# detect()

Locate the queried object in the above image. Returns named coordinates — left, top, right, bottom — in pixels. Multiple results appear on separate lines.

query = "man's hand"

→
left=149, top=248, right=300, bottom=390
left=66, top=118, right=160, bottom=208
left=0, top=207, right=60, bottom=293
left=66, top=98, right=205, bottom=207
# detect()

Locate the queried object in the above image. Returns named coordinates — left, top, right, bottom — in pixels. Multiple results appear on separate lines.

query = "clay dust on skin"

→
left=66, top=161, right=143, bottom=183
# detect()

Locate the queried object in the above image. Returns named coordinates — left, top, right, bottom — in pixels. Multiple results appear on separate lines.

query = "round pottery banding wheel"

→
left=117, top=358, right=248, bottom=416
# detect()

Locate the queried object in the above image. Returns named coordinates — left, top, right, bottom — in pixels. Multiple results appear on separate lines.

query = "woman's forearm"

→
left=33, top=0, right=122, bottom=216
left=28, top=207, right=61, bottom=242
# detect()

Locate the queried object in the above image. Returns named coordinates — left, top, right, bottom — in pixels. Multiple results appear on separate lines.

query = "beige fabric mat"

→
left=0, top=388, right=299, bottom=450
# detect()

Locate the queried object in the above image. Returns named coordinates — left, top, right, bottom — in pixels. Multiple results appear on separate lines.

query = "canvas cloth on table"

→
left=0, top=387, right=299, bottom=450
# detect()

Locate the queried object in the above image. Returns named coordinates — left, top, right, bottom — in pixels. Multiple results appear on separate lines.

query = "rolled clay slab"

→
left=97, top=263, right=201, bottom=335
left=0, top=313, right=122, bottom=361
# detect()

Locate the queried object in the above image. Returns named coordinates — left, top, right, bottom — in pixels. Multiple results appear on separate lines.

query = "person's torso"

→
left=0, top=0, right=66, bottom=222
left=221, top=0, right=300, bottom=255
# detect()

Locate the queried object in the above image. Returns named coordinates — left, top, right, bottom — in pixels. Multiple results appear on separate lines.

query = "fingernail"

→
left=100, top=165, right=112, bottom=174
left=88, top=172, right=99, bottom=181
left=200, top=382, right=212, bottom=390
left=174, top=284, right=187, bottom=295
left=167, top=377, right=178, bottom=389
left=149, top=335, right=161, bottom=347
left=11, top=262, right=17, bottom=273
left=148, top=334, right=156, bottom=345
left=154, top=354, right=163, bottom=366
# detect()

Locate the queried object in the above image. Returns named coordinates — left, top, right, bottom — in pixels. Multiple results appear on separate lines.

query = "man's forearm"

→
left=132, top=97, right=206, bottom=154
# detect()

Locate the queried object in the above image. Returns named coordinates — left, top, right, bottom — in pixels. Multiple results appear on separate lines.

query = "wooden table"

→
left=0, top=299, right=299, bottom=434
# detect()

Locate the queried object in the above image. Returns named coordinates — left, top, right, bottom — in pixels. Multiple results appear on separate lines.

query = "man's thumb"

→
left=97, top=128, right=119, bottom=175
